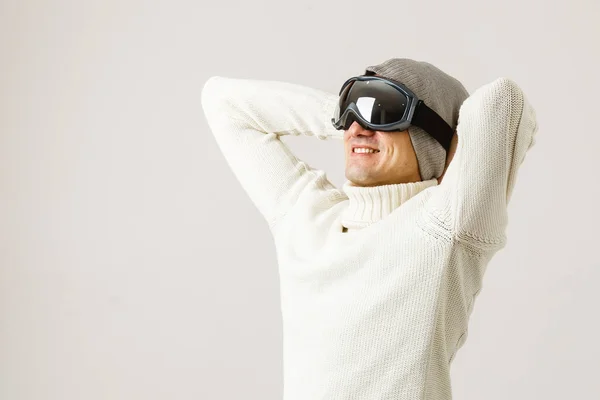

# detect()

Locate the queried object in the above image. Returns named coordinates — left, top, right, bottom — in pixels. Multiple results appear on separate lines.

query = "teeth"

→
left=353, top=148, right=379, bottom=153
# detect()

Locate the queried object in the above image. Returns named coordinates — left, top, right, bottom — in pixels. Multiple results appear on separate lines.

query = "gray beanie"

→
left=364, top=58, right=469, bottom=181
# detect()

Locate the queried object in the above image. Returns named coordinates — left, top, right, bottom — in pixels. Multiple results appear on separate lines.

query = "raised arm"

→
left=200, top=76, right=342, bottom=227
left=435, top=77, right=538, bottom=248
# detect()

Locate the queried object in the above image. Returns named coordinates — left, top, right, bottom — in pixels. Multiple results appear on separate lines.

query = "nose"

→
left=345, top=121, right=375, bottom=138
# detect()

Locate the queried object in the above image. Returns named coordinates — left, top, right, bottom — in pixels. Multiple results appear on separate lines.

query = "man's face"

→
left=343, top=121, right=421, bottom=187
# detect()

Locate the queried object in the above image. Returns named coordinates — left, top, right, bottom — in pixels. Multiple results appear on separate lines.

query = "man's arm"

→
left=200, top=76, right=342, bottom=227
left=435, top=77, right=538, bottom=247
left=436, top=130, right=458, bottom=185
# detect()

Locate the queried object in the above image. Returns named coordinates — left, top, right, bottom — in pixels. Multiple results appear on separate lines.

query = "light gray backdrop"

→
left=1, top=0, right=599, bottom=399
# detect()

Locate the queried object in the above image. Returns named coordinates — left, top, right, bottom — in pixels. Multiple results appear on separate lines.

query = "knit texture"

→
left=200, top=75, right=538, bottom=400
left=364, top=59, right=470, bottom=181
left=340, top=179, right=438, bottom=230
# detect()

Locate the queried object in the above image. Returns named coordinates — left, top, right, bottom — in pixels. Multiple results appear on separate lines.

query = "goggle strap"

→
left=411, top=101, right=454, bottom=152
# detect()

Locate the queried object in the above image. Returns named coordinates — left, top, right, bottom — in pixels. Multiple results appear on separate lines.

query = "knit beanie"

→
left=364, top=58, right=469, bottom=181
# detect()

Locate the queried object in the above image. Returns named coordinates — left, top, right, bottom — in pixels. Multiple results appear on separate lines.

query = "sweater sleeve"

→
left=436, top=77, right=538, bottom=247
left=200, top=76, right=343, bottom=227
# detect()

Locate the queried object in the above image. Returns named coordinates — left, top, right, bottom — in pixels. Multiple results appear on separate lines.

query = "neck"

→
left=340, top=178, right=438, bottom=230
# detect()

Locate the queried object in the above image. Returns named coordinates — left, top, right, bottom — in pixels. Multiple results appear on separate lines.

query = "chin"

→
left=345, top=171, right=378, bottom=187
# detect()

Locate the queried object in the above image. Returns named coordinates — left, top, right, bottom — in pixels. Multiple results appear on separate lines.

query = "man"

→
left=200, top=58, right=538, bottom=399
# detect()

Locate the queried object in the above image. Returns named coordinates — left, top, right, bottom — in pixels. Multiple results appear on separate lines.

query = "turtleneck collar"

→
left=340, top=178, right=438, bottom=230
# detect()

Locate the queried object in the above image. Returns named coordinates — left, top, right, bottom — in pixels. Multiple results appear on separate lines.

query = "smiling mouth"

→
left=352, top=148, right=380, bottom=154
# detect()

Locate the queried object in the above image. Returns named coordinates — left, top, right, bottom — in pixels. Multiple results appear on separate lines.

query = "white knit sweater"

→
left=200, top=75, right=538, bottom=400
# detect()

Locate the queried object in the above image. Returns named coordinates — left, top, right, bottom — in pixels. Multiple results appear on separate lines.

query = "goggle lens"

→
left=335, top=79, right=409, bottom=126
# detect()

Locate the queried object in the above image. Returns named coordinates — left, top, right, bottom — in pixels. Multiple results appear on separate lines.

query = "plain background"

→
left=1, top=0, right=599, bottom=399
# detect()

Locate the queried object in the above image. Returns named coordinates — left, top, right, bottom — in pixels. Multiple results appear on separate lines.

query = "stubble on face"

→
left=344, top=129, right=421, bottom=186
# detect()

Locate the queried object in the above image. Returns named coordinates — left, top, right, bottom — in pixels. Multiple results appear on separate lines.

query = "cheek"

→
left=382, top=141, right=398, bottom=156
left=387, top=136, right=409, bottom=155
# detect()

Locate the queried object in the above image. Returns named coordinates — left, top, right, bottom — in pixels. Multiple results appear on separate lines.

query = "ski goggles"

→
left=331, top=75, right=454, bottom=152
